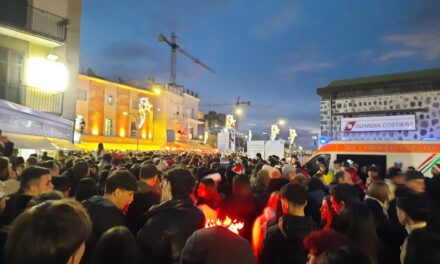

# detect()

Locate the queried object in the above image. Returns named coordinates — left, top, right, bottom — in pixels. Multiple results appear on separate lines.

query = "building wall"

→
left=321, top=90, right=440, bottom=141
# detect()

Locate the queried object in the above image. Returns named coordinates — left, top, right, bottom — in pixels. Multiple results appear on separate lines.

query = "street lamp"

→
left=123, top=111, right=140, bottom=154
left=235, top=108, right=243, bottom=116
left=277, top=119, right=286, bottom=126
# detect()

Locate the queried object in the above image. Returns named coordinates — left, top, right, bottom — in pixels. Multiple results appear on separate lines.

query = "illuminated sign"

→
left=341, top=115, right=416, bottom=132
left=138, top=97, right=151, bottom=129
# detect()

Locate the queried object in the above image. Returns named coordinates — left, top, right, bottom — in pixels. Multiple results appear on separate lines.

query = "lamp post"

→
left=123, top=112, right=140, bottom=154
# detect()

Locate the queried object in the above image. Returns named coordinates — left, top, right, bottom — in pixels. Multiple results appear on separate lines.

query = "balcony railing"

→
left=0, top=2, right=68, bottom=43
left=0, top=82, right=64, bottom=115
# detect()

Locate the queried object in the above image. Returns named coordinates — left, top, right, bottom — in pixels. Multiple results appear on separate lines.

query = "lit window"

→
left=108, top=95, right=113, bottom=105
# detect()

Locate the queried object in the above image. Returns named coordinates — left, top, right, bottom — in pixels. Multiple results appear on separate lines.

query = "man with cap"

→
left=81, top=169, right=139, bottom=264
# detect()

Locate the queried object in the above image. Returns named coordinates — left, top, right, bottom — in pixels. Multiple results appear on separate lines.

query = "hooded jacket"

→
left=81, top=195, right=125, bottom=264
left=137, top=196, right=205, bottom=264
left=259, top=215, right=317, bottom=264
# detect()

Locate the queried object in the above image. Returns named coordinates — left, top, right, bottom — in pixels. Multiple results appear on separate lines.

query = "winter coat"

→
left=81, top=196, right=125, bottom=264
left=180, top=226, right=256, bottom=264
left=259, top=215, right=317, bottom=264
left=137, top=196, right=205, bottom=264
left=0, top=194, right=32, bottom=227
left=126, top=185, right=161, bottom=235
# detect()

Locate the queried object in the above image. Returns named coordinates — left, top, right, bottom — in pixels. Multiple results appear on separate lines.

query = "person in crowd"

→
left=404, top=170, right=425, bottom=193
left=196, top=177, right=223, bottom=220
left=219, top=174, right=259, bottom=242
left=366, top=165, right=383, bottom=188
left=306, top=177, right=327, bottom=224
left=252, top=169, right=270, bottom=207
left=127, top=164, right=162, bottom=235
left=81, top=169, right=138, bottom=264
left=4, top=199, right=92, bottom=264
left=385, top=167, right=405, bottom=200
left=331, top=203, right=380, bottom=264
left=395, top=187, right=430, bottom=263
left=331, top=160, right=342, bottom=174
left=26, top=191, right=63, bottom=208
left=318, top=162, right=333, bottom=185
left=303, top=229, right=349, bottom=264
left=98, top=153, right=112, bottom=173
left=39, top=160, right=60, bottom=177
left=52, top=175, right=71, bottom=198
left=281, top=164, right=301, bottom=181
left=181, top=218, right=256, bottom=264
left=0, top=157, right=12, bottom=181
left=364, top=181, right=390, bottom=226
left=259, top=183, right=317, bottom=264
left=333, top=169, right=365, bottom=200
left=68, top=161, right=90, bottom=196
left=75, top=178, right=98, bottom=202
left=320, top=246, right=371, bottom=264
left=41, top=151, right=53, bottom=161
left=25, top=156, right=38, bottom=168
left=96, top=143, right=105, bottom=159
left=137, top=168, right=205, bottom=264
left=93, top=226, right=141, bottom=264
left=0, top=166, right=53, bottom=227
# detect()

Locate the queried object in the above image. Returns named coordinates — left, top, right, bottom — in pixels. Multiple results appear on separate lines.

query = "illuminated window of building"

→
left=108, top=95, right=113, bottom=105
left=77, top=89, right=87, bottom=101
left=0, top=46, right=23, bottom=104
left=104, top=119, right=113, bottom=136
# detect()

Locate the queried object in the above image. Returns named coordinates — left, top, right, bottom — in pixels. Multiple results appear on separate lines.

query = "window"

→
left=77, top=89, right=87, bottom=101
left=104, top=119, right=113, bottom=136
left=130, top=122, right=136, bottom=137
left=0, top=46, right=24, bottom=104
left=108, top=95, right=113, bottom=105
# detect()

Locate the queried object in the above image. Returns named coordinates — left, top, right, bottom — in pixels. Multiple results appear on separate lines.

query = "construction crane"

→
left=200, top=96, right=251, bottom=108
left=158, top=32, right=215, bottom=86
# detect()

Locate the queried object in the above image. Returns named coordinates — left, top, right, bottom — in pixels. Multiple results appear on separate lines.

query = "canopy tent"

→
left=3, top=133, right=79, bottom=151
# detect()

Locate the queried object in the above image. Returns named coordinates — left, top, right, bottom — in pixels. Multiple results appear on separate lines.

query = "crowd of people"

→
left=0, top=140, right=439, bottom=264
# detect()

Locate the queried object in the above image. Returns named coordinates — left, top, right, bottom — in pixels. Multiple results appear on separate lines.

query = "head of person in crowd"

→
left=321, top=246, right=371, bottom=264
left=290, top=174, right=308, bottom=187
left=93, top=226, right=141, bottom=264
left=232, top=174, right=252, bottom=197
left=101, top=153, right=112, bottom=165
left=12, top=156, right=25, bottom=177
left=351, top=163, right=360, bottom=172
left=367, top=181, right=390, bottom=205
left=282, top=164, right=302, bottom=181
left=333, top=160, right=342, bottom=171
left=387, top=166, right=405, bottom=184
left=163, top=168, right=196, bottom=200
left=39, top=160, right=60, bottom=177
left=293, top=161, right=302, bottom=169
left=139, top=164, right=159, bottom=187
left=396, top=187, right=430, bottom=227
left=342, top=161, right=350, bottom=170
left=5, top=199, right=92, bottom=264
left=308, top=177, right=326, bottom=193
left=197, top=178, right=220, bottom=202
left=104, top=169, right=138, bottom=210
left=321, top=184, right=360, bottom=229
left=280, top=183, right=308, bottom=216
left=303, top=229, right=349, bottom=264
left=0, top=156, right=11, bottom=181
left=334, top=170, right=354, bottom=185
left=331, top=203, right=379, bottom=263
left=431, top=164, right=440, bottom=177
left=20, top=166, right=54, bottom=196
left=367, top=165, right=381, bottom=180
left=291, top=154, right=298, bottom=164
left=318, top=162, right=329, bottom=174
left=404, top=170, right=425, bottom=193
left=75, top=178, right=98, bottom=202
left=26, top=191, right=63, bottom=208
left=25, top=156, right=38, bottom=168
left=253, top=169, right=270, bottom=192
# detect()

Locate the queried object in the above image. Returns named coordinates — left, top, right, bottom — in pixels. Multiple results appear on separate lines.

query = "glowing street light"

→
left=153, top=86, right=162, bottom=95
left=235, top=108, right=243, bottom=116
left=277, top=119, right=286, bottom=126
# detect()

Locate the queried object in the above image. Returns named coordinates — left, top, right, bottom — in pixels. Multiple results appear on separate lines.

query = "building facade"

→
left=317, top=68, right=440, bottom=142
left=0, top=0, right=82, bottom=151
left=76, top=74, right=162, bottom=150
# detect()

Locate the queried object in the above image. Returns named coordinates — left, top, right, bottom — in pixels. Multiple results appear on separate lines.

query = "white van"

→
left=302, top=141, right=440, bottom=177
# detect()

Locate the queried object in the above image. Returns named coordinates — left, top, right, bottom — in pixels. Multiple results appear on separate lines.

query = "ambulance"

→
left=302, top=141, right=440, bottom=177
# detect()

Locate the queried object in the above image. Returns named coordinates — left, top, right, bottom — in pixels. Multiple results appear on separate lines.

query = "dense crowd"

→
left=0, top=140, right=439, bottom=264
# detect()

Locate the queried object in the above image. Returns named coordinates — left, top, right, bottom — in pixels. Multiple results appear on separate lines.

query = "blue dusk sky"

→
left=80, top=0, right=440, bottom=147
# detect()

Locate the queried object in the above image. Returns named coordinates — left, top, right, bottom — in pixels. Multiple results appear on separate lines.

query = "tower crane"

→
left=158, top=32, right=215, bottom=86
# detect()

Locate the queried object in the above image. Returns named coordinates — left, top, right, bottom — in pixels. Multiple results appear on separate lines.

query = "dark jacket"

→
left=306, top=190, right=326, bottom=224
left=81, top=196, right=126, bottom=264
left=0, top=194, right=33, bottom=227
left=180, top=226, right=256, bottom=264
left=404, top=228, right=440, bottom=264
left=259, top=215, right=317, bottom=264
left=127, top=190, right=161, bottom=235
left=137, top=196, right=205, bottom=264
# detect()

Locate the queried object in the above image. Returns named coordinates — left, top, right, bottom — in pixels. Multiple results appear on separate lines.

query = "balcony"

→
left=0, top=82, right=63, bottom=115
left=0, top=2, right=68, bottom=47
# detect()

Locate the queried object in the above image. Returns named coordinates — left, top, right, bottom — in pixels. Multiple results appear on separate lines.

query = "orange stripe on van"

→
left=318, top=143, right=440, bottom=153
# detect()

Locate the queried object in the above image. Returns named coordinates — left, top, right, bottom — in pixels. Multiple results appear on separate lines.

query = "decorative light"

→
left=26, top=57, right=68, bottom=92
left=119, top=129, right=125, bottom=137
left=92, top=128, right=99, bottom=135
left=205, top=217, right=244, bottom=235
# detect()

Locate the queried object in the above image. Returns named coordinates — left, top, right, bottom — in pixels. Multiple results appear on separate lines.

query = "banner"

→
left=247, top=140, right=265, bottom=158
left=341, top=115, right=416, bottom=132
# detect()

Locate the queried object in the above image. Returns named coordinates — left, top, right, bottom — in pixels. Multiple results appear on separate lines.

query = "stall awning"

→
left=3, top=133, right=79, bottom=151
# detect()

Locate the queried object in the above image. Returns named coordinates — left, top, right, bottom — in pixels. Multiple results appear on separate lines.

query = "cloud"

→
left=255, top=3, right=298, bottom=38
left=376, top=50, right=416, bottom=61
left=382, top=32, right=440, bottom=60
left=276, top=61, right=336, bottom=75
left=101, top=42, right=164, bottom=61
